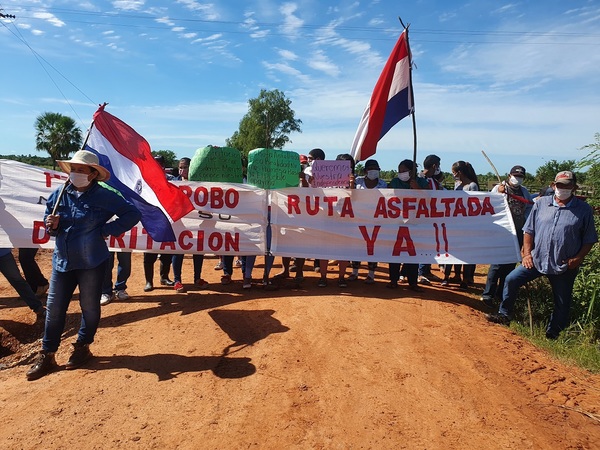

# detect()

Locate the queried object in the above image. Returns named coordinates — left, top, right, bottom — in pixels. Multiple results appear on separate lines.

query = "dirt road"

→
left=1, top=251, right=599, bottom=449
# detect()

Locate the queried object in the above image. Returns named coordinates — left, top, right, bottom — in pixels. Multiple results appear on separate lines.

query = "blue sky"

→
left=1, top=0, right=599, bottom=177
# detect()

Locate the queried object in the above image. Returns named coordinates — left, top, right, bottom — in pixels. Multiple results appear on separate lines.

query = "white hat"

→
left=57, top=150, right=111, bottom=182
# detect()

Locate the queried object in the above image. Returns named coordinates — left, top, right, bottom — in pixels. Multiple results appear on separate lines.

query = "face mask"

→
left=453, top=174, right=461, bottom=181
left=398, top=172, right=411, bottom=182
left=366, top=170, right=380, bottom=180
left=555, top=187, right=573, bottom=201
left=69, top=172, right=91, bottom=189
left=433, top=167, right=441, bottom=176
left=509, top=175, right=523, bottom=186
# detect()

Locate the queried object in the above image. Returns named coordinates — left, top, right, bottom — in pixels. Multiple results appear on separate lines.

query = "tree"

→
left=226, top=89, right=302, bottom=155
left=34, top=112, right=82, bottom=169
left=534, top=159, right=583, bottom=188
left=152, top=150, right=178, bottom=169
left=578, top=132, right=600, bottom=205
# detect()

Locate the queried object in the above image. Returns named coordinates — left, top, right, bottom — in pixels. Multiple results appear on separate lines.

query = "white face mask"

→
left=555, top=187, right=573, bottom=201
left=69, top=172, right=92, bottom=189
left=433, top=167, right=441, bottom=176
left=509, top=175, right=523, bottom=187
left=366, top=170, right=380, bottom=180
left=398, top=172, right=411, bottom=182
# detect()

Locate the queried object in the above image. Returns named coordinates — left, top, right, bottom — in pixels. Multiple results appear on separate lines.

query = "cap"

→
left=58, top=150, right=110, bottom=182
left=299, top=154, right=308, bottom=164
left=364, top=159, right=380, bottom=170
left=510, top=165, right=526, bottom=177
left=554, top=170, right=576, bottom=184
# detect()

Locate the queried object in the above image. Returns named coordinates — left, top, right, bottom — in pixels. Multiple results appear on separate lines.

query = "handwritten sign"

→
left=189, top=145, right=243, bottom=182
left=311, top=160, right=352, bottom=188
left=247, top=148, right=300, bottom=189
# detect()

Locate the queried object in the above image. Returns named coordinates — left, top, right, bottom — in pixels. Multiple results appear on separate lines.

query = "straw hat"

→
left=57, top=150, right=111, bottom=182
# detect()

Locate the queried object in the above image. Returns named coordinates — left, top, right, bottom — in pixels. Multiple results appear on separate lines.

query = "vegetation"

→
left=151, top=150, right=178, bottom=169
left=226, top=89, right=302, bottom=156
left=34, top=112, right=82, bottom=169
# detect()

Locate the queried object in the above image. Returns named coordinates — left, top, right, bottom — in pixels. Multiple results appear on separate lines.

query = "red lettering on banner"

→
left=387, top=197, right=401, bottom=219
left=224, top=232, right=239, bottom=252
left=340, top=197, right=354, bottom=218
left=32, top=221, right=50, bottom=244
left=141, top=228, right=154, bottom=249
left=453, top=198, right=467, bottom=217
left=359, top=225, right=380, bottom=255
left=481, top=197, right=495, bottom=215
left=374, top=197, right=388, bottom=218
left=306, top=196, right=319, bottom=216
left=197, top=231, right=204, bottom=251
left=194, top=186, right=209, bottom=207
left=430, top=198, right=445, bottom=218
left=440, top=197, right=455, bottom=216
left=129, top=226, right=138, bottom=248
left=402, top=197, right=416, bottom=219
left=110, top=234, right=126, bottom=248
left=323, top=196, right=338, bottom=216
left=44, top=172, right=64, bottom=188
left=160, top=241, right=176, bottom=251
left=416, top=198, right=430, bottom=218
left=287, top=195, right=300, bottom=214
left=191, top=186, right=239, bottom=209
left=467, top=197, right=482, bottom=216
left=179, top=230, right=194, bottom=250
left=392, top=226, right=416, bottom=256
left=211, top=187, right=224, bottom=208
left=179, top=185, right=192, bottom=198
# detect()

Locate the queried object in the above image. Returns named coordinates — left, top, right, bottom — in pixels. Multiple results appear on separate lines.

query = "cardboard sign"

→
left=189, top=145, right=243, bottom=182
left=246, top=148, right=300, bottom=189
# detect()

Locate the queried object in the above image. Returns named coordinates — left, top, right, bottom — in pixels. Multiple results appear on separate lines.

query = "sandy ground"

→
left=1, top=249, right=599, bottom=449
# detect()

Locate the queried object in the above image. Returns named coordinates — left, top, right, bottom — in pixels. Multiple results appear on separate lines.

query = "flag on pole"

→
left=350, top=29, right=413, bottom=162
left=85, top=104, right=194, bottom=242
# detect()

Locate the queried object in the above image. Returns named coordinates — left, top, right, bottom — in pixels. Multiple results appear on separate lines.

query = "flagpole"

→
left=399, top=18, right=418, bottom=178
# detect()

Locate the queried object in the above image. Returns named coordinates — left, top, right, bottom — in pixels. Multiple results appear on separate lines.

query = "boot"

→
left=26, top=350, right=57, bottom=381
left=66, top=342, right=92, bottom=370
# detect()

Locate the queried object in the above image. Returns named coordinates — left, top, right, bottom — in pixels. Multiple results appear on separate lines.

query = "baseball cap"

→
left=299, top=154, right=308, bottom=164
left=554, top=170, right=576, bottom=184
left=364, top=159, right=380, bottom=170
left=510, top=165, right=526, bottom=177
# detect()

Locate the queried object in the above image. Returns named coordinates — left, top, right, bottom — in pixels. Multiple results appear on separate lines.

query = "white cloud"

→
left=32, top=12, right=65, bottom=27
left=156, top=17, right=175, bottom=27
left=307, top=50, right=340, bottom=77
left=112, top=1, right=145, bottom=11
left=279, top=3, right=304, bottom=38
left=176, top=0, right=219, bottom=20
left=278, top=49, right=298, bottom=61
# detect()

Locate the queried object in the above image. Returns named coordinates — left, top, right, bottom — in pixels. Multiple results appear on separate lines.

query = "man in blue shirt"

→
left=487, top=171, right=598, bottom=339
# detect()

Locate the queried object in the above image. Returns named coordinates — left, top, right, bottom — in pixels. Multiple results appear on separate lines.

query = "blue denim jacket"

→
left=45, top=182, right=141, bottom=272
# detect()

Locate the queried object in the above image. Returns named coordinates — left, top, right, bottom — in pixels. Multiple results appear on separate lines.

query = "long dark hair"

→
left=452, top=160, right=479, bottom=188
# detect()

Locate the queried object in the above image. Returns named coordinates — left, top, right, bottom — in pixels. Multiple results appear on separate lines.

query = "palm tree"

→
left=34, top=112, right=83, bottom=169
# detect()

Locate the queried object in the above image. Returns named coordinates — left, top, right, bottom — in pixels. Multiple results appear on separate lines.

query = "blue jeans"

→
left=102, top=252, right=131, bottom=294
left=482, top=263, right=516, bottom=300
left=499, top=265, right=578, bottom=336
left=0, top=252, right=43, bottom=311
left=43, top=261, right=106, bottom=352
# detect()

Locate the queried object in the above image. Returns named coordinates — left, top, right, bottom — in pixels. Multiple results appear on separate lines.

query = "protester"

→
left=481, top=165, right=534, bottom=308
left=1, top=248, right=46, bottom=320
left=26, top=150, right=140, bottom=381
left=350, top=159, right=388, bottom=284
left=18, top=248, right=49, bottom=296
left=441, top=161, right=479, bottom=289
left=486, top=171, right=598, bottom=339
left=387, top=159, right=430, bottom=290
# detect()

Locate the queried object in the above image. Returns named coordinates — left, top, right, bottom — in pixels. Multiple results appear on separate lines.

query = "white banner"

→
left=270, top=187, right=521, bottom=264
left=0, top=160, right=267, bottom=255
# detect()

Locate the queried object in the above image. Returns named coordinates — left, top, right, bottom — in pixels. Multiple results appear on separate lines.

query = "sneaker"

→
left=338, top=278, right=348, bottom=288
left=214, top=261, right=223, bottom=270
left=221, top=274, right=231, bottom=285
left=66, top=342, right=92, bottom=370
left=160, top=278, right=175, bottom=286
left=365, top=275, right=375, bottom=285
left=485, top=313, right=511, bottom=325
left=441, top=280, right=449, bottom=286
left=235, top=259, right=243, bottom=268
left=26, top=351, right=57, bottom=381
left=100, top=293, right=114, bottom=306
left=347, top=273, right=359, bottom=282
left=317, top=278, right=327, bottom=287
left=195, top=279, right=209, bottom=289
left=144, top=282, right=154, bottom=292
left=174, top=282, right=186, bottom=293
left=36, top=283, right=49, bottom=297
left=418, top=276, right=431, bottom=285
left=243, top=278, right=252, bottom=289
left=115, top=289, right=130, bottom=301
left=398, top=275, right=405, bottom=283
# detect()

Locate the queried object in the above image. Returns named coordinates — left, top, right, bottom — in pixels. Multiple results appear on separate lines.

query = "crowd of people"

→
left=1, top=149, right=597, bottom=381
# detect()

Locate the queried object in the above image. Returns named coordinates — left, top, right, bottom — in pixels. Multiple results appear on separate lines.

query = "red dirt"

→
left=1, top=250, right=599, bottom=449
